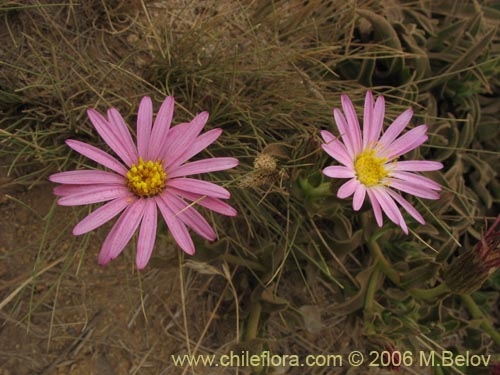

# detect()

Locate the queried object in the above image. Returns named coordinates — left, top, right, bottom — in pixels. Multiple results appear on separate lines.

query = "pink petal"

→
left=136, top=198, right=158, bottom=269
left=66, top=140, right=128, bottom=176
left=387, top=179, right=440, bottom=200
left=170, top=128, right=223, bottom=168
left=155, top=196, right=195, bottom=255
left=161, top=191, right=216, bottom=241
left=169, top=187, right=237, bottom=216
left=87, top=109, right=135, bottom=167
left=390, top=171, right=441, bottom=191
left=382, top=125, right=428, bottom=159
left=323, top=166, right=355, bottom=179
left=136, top=96, right=153, bottom=159
left=362, top=91, right=374, bottom=149
left=391, top=160, right=443, bottom=172
left=57, top=185, right=129, bottom=206
left=321, top=141, right=353, bottom=168
left=337, top=178, right=359, bottom=199
left=385, top=189, right=425, bottom=225
left=373, top=188, right=408, bottom=234
left=157, top=122, right=188, bottom=159
left=49, top=170, right=125, bottom=185
left=107, top=108, right=139, bottom=164
left=108, top=201, right=145, bottom=260
left=168, top=157, right=239, bottom=179
left=372, top=188, right=399, bottom=224
left=352, top=183, right=366, bottom=211
left=53, top=186, right=66, bottom=196
left=149, top=96, right=174, bottom=161
left=367, top=189, right=383, bottom=226
left=320, top=130, right=335, bottom=143
left=54, top=183, right=122, bottom=197
left=341, top=94, right=362, bottom=154
left=368, top=95, right=385, bottom=148
left=167, top=178, right=230, bottom=199
left=73, top=195, right=135, bottom=235
left=98, top=200, right=146, bottom=265
left=333, top=108, right=355, bottom=158
left=98, top=218, right=124, bottom=265
left=378, top=108, right=413, bottom=148
left=53, top=184, right=84, bottom=196
left=163, top=112, right=209, bottom=168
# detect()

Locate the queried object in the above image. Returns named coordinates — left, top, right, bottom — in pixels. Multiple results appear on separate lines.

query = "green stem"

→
left=364, top=263, right=381, bottom=314
left=245, top=302, right=264, bottom=374
left=299, top=179, right=331, bottom=199
left=245, top=301, right=262, bottom=341
left=364, top=263, right=381, bottom=336
left=461, top=294, right=500, bottom=346
left=310, top=182, right=331, bottom=197
left=221, top=254, right=266, bottom=272
left=367, top=238, right=400, bottom=285
left=368, top=237, right=450, bottom=302
left=409, top=283, right=450, bottom=301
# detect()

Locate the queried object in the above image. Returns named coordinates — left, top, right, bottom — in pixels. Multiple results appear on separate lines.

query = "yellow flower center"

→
left=354, top=150, right=388, bottom=186
left=126, top=157, right=167, bottom=197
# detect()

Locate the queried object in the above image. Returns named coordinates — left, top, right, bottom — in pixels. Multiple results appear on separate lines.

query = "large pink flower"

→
left=321, top=91, right=443, bottom=233
left=49, top=97, right=238, bottom=269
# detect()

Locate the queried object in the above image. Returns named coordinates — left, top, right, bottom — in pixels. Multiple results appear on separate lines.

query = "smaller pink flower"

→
left=321, top=91, right=443, bottom=233
left=49, top=96, right=238, bottom=269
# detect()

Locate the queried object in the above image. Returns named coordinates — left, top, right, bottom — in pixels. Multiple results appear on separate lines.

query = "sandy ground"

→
left=0, top=182, right=191, bottom=375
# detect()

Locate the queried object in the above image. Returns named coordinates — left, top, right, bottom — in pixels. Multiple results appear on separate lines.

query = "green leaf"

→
left=400, top=262, right=441, bottom=289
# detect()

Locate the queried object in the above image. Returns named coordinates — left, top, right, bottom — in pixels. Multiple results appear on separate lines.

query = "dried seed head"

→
left=254, top=153, right=278, bottom=173
left=239, top=151, right=289, bottom=189
left=238, top=171, right=276, bottom=188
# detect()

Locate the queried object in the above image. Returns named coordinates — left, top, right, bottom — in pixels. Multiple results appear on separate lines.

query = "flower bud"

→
left=444, top=216, right=500, bottom=294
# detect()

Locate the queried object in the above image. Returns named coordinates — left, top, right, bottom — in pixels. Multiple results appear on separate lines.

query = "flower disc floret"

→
left=127, top=157, right=166, bottom=197
left=354, top=150, right=388, bottom=186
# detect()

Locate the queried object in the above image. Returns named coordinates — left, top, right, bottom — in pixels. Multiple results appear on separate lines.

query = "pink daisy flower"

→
left=49, top=96, right=238, bottom=269
left=321, top=91, right=443, bottom=234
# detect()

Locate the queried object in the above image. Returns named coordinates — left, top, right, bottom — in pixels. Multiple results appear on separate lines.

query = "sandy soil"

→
left=0, top=182, right=191, bottom=375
